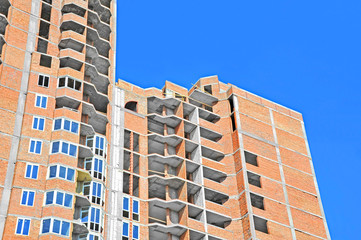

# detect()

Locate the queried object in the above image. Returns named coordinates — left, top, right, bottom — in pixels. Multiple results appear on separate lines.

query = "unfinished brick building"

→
left=0, top=0, right=329, bottom=239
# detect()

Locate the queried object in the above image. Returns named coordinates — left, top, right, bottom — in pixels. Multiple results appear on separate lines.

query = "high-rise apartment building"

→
left=0, top=1, right=329, bottom=240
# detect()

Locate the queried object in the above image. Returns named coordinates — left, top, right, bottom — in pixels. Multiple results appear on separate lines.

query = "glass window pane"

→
left=28, top=192, right=34, bottom=206
left=123, top=197, right=129, bottom=211
left=56, top=192, right=64, bottom=205
left=67, top=168, right=75, bottom=181
left=90, top=207, right=95, bottom=222
left=64, top=194, right=72, bottom=207
left=95, top=209, right=100, bottom=223
left=38, top=75, right=44, bottom=86
left=53, top=219, right=60, bottom=234
left=39, top=118, right=45, bottom=130
left=75, top=80, right=81, bottom=90
left=42, top=219, right=51, bottom=233
left=59, top=166, right=66, bottom=179
left=59, top=77, right=66, bottom=87
left=122, top=222, right=129, bottom=236
left=133, top=225, right=139, bottom=239
left=54, top=119, right=62, bottom=130
left=32, top=165, right=38, bottom=179
left=92, top=182, right=97, bottom=196
left=16, top=219, right=23, bottom=234
left=33, top=117, right=38, bottom=129
left=69, top=144, right=77, bottom=157
left=67, top=78, right=74, bottom=88
left=52, top=141, right=59, bottom=153
left=133, top=200, right=139, bottom=214
left=36, top=96, right=41, bottom=107
left=81, top=209, right=88, bottom=222
left=29, top=140, right=35, bottom=153
left=25, top=165, right=32, bottom=178
left=61, top=142, right=69, bottom=154
left=71, top=122, right=78, bottom=133
left=21, top=191, right=28, bottom=205
left=61, top=221, right=70, bottom=236
left=49, top=166, right=57, bottom=178
left=64, top=119, right=70, bottom=131
left=44, top=76, right=49, bottom=87
left=41, top=97, right=47, bottom=108
left=45, top=191, right=54, bottom=205
left=23, top=219, right=30, bottom=235
left=35, top=141, right=42, bottom=154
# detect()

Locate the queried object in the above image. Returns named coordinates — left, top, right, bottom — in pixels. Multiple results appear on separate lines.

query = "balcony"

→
left=84, top=61, right=109, bottom=95
left=89, top=0, right=111, bottom=24
left=147, top=96, right=181, bottom=115
left=62, top=2, right=86, bottom=17
left=85, top=45, right=110, bottom=76
left=82, top=101, right=108, bottom=135
left=189, top=88, right=218, bottom=107
left=86, top=28, right=110, bottom=58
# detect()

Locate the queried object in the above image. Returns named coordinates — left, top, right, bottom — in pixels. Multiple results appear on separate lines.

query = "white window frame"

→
left=85, top=157, right=106, bottom=181
left=20, top=190, right=35, bottom=207
left=122, top=196, right=130, bottom=219
left=29, top=139, right=43, bottom=154
left=83, top=181, right=105, bottom=206
left=32, top=116, right=45, bottom=131
left=132, top=224, right=140, bottom=240
left=122, top=221, right=129, bottom=239
left=44, top=190, right=73, bottom=208
left=57, top=76, right=82, bottom=91
left=40, top=218, right=71, bottom=237
left=132, top=199, right=140, bottom=222
left=25, top=163, right=39, bottom=180
left=38, top=74, right=50, bottom=88
left=53, top=117, right=79, bottom=134
left=15, top=218, right=31, bottom=236
left=50, top=140, right=78, bottom=158
left=35, top=94, right=48, bottom=109
left=47, top=164, right=75, bottom=182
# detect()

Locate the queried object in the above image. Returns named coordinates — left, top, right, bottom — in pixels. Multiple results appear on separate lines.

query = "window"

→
left=25, top=164, right=39, bottom=179
left=15, top=218, right=30, bottom=236
left=250, top=193, right=264, bottom=210
left=133, top=199, right=139, bottom=221
left=41, top=218, right=70, bottom=236
left=29, top=139, right=42, bottom=154
left=133, top=224, right=139, bottom=240
left=81, top=207, right=103, bottom=232
left=32, top=116, right=45, bottom=131
left=21, top=190, right=35, bottom=206
left=122, top=222, right=129, bottom=240
left=35, top=95, right=48, bottom=109
left=40, top=54, right=52, bottom=68
left=48, top=165, right=75, bottom=181
left=58, top=77, right=81, bottom=91
left=92, top=182, right=104, bottom=205
left=53, top=118, right=79, bottom=134
left=45, top=191, right=73, bottom=208
left=125, top=101, right=137, bottom=112
left=38, top=74, right=49, bottom=87
left=82, top=181, right=105, bottom=205
left=254, top=216, right=268, bottom=234
left=51, top=141, right=77, bottom=157
left=122, top=196, right=129, bottom=218
left=247, top=172, right=261, bottom=188
left=245, top=151, right=258, bottom=166
left=85, top=157, right=105, bottom=181
left=86, top=135, right=107, bottom=158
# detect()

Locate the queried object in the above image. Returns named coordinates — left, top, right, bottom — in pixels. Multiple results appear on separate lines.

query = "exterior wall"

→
left=114, top=76, right=330, bottom=240
left=0, top=0, right=115, bottom=239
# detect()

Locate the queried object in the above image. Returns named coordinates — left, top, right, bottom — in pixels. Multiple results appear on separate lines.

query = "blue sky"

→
left=116, top=1, right=361, bottom=238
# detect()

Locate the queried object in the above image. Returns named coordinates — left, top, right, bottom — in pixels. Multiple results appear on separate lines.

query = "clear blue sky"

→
left=116, top=1, right=361, bottom=238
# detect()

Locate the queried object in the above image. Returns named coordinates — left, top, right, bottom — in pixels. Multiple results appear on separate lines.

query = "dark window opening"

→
left=38, top=75, right=49, bottom=87
left=37, top=38, right=48, bottom=53
left=133, top=133, right=139, bottom=152
left=245, top=151, right=258, bottom=166
left=123, top=173, right=130, bottom=194
left=125, top=101, right=137, bottom=112
left=228, top=96, right=234, bottom=112
left=41, top=3, right=51, bottom=21
left=230, top=113, right=236, bottom=131
left=40, top=55, right=52, bottom=68
left=247, top=172, right=261, bottom=188
left=43, top=0, right=52, bottom=4
left=254, top=216, right=268, bottom=234
left=58, top=77, right=66, bottom=87
left=250, top=193, right=264, bottom=210
left=39, top=21, right=50, bottom=39
left=204, top=85, right=212, bottom=95
left=133, top=176, right=139, bottom=197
